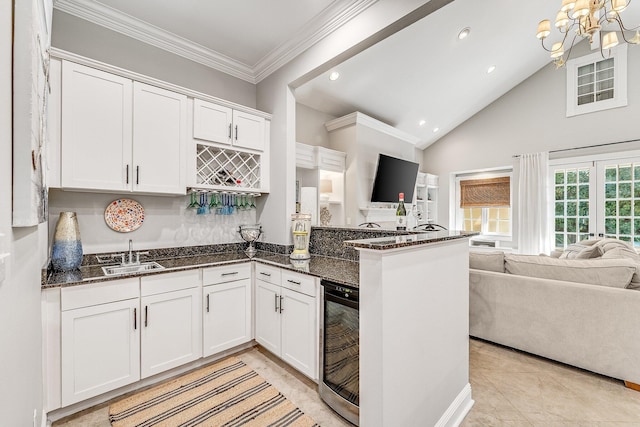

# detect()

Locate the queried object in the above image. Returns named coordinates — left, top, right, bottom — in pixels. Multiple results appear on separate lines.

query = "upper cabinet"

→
left=60, top=62, right=133, bottom=192
left=60, top=61, right=187, bottom=195
left=193, top=98, right=265, bottom=151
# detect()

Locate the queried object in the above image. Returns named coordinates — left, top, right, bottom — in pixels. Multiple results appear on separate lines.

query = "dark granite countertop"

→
left=43, top=251, right=359, bottom=289
left=344, top=230, right=478, bottom=250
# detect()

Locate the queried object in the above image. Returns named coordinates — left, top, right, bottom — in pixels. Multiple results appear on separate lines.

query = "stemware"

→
left=187, top=192, right=199, bottom=209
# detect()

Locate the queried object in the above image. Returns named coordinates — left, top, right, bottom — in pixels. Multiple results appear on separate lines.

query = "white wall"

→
left=0, top=0, right=47, bottom=424
left=295, top=103, right=336, bottom=147
left=48, top=190, right=256, bottom=254
left=422, top=45, right=640, bottom=227
left=257, top=0, right=454, bottom=243
left=52, top=10, right=256, bottom=108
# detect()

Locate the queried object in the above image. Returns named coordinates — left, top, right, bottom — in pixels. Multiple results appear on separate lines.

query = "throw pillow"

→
left=560, top=243, right=602, bottom=259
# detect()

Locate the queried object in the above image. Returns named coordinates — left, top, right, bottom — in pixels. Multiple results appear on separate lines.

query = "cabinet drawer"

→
left=255, top=263, right=281, bottom=285
left=62, top=278, right=139, bottom=311
left=203, top=263, right=251, bottom=285
left=281, top=270, right=317, bottom=298
left=141, top=269, right=200, bottom=296
left=316, top=147, right=345, bottom=172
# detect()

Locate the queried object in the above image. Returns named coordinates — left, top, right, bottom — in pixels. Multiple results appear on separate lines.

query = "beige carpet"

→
left=109, top=357, right=319, bottom=427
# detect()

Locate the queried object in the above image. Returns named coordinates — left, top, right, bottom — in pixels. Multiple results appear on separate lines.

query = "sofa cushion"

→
left=469, top=251, right=504, bottom=272
left=504, top=254, right=637, bottom=288
left=601, top=246, right=640, bottom=289
left=594, top=238, right=635, bottom=253
left=559, top=243, right=603, bottom=259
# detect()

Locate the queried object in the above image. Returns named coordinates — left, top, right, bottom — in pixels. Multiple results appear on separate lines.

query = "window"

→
left=551, top=154, right=640, bottom=249
left=566, top=44, right=627, bottom=117
left=455, top=171, right=512, bottom=239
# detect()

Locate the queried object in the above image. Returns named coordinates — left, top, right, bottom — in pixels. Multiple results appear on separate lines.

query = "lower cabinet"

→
left=61, top=279, right=140, bottom=406
left=140, top=270, right=202, bottom=379
left=255, top=265, right=318, bottom=380
left=202, top=264, right=252, bottom=356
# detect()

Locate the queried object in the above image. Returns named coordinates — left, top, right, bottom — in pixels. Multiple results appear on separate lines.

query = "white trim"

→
left=49, top=48, right=272, bottom=120
left=53, top=0, right=378, bottom=84
left=324, top=112, right=421, bottom=145
left=566, top=43, right=628, bottom=117
left=549, top=148, right=640, bottom=166
left=434, top=383, right=474, bottom=427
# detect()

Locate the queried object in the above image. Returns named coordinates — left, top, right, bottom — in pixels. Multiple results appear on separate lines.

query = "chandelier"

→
left=536, top=0, right=640, bottom=67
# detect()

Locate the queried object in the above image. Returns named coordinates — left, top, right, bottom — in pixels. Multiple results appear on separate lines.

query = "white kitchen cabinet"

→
left=192, top=98, right=265, bottom=151
left=140, top=270, right=201, bottom=379
left=202, top=264, right=252, bottom=356
left=61, top=279, right=140, bottom=406
left=60, top=61, right=187, bottom=195
left=61, top=61, right=133, bottom=192
left=132, top=82, right=187, bottom=194
left=255, top=266, right=318, bottom=380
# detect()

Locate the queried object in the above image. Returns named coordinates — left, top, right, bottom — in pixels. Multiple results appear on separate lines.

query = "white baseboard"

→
left=435, top=383, right=474, bottom=427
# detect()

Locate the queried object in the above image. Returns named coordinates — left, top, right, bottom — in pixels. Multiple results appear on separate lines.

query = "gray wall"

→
left=1, top=0, right=47, bottom=424
left=295, top=103, right=336, bottom=147
left=423, top=46, right=640, bottom=227
left=52, top=10, right=256, bottom=107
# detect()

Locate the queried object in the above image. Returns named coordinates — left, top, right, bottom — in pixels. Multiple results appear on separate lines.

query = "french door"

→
left=551, top=156, right=640, bottom=249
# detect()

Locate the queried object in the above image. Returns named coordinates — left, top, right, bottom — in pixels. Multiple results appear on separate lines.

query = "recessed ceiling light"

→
left=433, top=127, right=440, bottom=133
left=329, top=71, right=340, bottom=81
left=419, top=120, right=426, bottom=126
left=487, top=65, right=496, bottom=74
left=458, top=27, right=471, bottom=40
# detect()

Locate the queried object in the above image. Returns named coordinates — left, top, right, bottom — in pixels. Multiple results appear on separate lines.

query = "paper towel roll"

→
left=300, top=187, right=317, bottom=225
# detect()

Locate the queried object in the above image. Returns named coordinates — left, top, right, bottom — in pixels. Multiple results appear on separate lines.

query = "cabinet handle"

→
left=206, top=294, right=210, bottom=313
left=274, top=294, right=279, bottom=312
left=260, top=272, right=271, bottom=277
left=228, top=123, right=232, bottom=140
left=133, top=308, right=137, bottom=330
left=235, top=125, right=238, bottom=141
left=126, top=165, right=129, bottom=184
left=221, top=271, right=238, bottom=276
left=287, top=279, right=301, bottom=285
left=144, top=305, right=148, bottom=327
left=279, top=295, right=284, bottom=313
left=136, top=166, right=140, bottom=185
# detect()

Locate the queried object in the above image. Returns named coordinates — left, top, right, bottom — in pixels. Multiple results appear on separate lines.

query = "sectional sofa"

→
left=469, top=239, right=640, bottom=388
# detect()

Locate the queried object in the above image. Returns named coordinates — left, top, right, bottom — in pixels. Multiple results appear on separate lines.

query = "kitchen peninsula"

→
left=346, top=230, right=475, bottom=427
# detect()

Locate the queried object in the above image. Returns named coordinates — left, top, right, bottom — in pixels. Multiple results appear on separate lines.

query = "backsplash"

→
left=48, top=189, right=257, bottom=254
left=309, top=226, right=408, bottom=261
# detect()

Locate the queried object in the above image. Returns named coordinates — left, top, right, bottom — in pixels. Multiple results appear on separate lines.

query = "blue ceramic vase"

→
left=51, top=212, right=83, bottom=271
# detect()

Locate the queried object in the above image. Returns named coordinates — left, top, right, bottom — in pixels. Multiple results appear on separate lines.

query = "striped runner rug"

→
left=109, top=357, right=319, bottom=427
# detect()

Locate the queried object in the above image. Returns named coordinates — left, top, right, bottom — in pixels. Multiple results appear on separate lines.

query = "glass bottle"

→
left=396, top=193, right=407, bottom=231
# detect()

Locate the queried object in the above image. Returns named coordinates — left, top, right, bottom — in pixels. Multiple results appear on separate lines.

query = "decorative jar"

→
left=51, top=212, right=83, bottom=271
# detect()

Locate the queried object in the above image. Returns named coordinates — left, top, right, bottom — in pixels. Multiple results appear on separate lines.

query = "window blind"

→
left=460, top=177, right=510, bottom=208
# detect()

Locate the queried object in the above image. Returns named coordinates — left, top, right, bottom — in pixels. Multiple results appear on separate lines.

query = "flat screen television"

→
left=370, top=154, right=419, bottom=203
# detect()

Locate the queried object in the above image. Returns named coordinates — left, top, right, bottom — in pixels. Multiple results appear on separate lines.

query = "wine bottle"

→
left=396, top=192, right=407, bottom=231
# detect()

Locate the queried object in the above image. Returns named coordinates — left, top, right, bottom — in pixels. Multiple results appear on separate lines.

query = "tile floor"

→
left=53, top=339, right=640, bottom=427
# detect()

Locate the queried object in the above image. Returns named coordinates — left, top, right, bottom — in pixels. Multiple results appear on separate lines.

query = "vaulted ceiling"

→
left=54, top=0, right=640, bottom=148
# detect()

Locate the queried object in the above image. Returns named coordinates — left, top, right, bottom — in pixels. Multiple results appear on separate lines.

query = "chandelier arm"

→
left=540, top=38, right=554, bottom=53
left=564, top=31, right=581, bottom=62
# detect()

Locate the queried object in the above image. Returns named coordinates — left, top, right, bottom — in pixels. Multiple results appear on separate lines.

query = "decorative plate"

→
left=104, top=199, right=145, bottom=232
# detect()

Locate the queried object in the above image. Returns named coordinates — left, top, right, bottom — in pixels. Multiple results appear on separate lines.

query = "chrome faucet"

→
left=128, top=239, right=134, bottom=265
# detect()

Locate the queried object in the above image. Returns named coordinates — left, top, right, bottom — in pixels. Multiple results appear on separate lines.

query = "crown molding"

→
left=53, top=0, right=378, bottom=84
left=253, top=0, right=378, bottom=83
left=54, top=0, right=255, bottom=82
left=325, top=112, right=421, bottom=145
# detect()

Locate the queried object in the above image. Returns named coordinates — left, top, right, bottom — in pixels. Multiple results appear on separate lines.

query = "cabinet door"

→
left=203, top=279, right=252, bottom=356
left=232, top=110, right=265, bottom=151
left=61, top=61, right=132, bottom=191
left=61, top=298, right=140, bottom=406
left=193, top=98, right=232, bottom=144
left=140, top=287, right=201, bottom=378
left=133, top=82, right=187, bottom=194
left=255, top=280, right=281, bottom=355
left=281, top=288, right=317, bottom=380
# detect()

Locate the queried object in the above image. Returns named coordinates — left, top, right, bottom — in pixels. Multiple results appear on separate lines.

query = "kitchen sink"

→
left=102, top=261, right=165, bottom=276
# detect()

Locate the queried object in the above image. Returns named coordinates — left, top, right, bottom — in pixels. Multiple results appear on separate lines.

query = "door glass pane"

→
left=603, top=163, right=640, bottom=246
left=553, top=167, right=590, bottom=249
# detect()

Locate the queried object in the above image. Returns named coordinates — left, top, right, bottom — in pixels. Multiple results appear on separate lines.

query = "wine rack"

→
left=195, top=144, right=261, bottom=191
